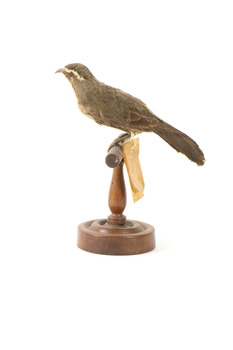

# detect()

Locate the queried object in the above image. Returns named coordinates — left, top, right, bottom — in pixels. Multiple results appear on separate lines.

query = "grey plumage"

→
left=56, top=63, right=205, bottom=166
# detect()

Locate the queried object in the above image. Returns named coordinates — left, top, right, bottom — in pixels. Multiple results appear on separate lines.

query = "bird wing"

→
left=125, top=109, right=159, bottom=133
left=98, top=84, right=159, bottom=132
left=109, top=87, right=157, bottom=132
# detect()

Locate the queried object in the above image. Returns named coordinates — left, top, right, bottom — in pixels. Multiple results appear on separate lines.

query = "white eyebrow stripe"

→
left=63, top=67, right=85, bottom=81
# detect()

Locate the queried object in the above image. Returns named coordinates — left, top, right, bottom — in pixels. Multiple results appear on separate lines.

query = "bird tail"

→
left=150, top=118, right=205, bottom=166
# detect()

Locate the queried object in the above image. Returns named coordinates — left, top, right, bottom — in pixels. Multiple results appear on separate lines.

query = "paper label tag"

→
left=123, top=138, right=145, bottom=202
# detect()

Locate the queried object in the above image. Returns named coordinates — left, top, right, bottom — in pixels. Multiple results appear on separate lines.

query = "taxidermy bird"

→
left=56, top=63, right=205, bottom=166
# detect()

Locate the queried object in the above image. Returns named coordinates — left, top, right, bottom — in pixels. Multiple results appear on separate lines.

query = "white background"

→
left=0, top=0, right=232, bottom=349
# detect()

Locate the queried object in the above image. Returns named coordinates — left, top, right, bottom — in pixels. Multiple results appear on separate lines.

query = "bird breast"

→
left=77, top=102, right=96, bottom=121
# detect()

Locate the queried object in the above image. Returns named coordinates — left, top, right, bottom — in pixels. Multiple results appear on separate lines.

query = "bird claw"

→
left=107, top=133, right=131, bottom=152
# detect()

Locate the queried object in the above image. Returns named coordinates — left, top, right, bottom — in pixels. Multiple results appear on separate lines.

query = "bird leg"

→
left=108, top=132, right=131, bottom=151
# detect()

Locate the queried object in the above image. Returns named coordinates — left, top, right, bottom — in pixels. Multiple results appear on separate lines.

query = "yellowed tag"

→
left=123, top=138, right=145, bottom=202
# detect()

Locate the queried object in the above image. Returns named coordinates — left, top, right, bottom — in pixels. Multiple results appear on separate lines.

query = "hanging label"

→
left=123, top=138, right=145, bottom=202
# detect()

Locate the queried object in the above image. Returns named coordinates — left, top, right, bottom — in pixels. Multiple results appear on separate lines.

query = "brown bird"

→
left=56, top=63, right=205, bottom=166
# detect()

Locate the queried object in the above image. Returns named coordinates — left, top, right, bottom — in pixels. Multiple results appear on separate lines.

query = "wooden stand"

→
left=77, top=146, right=155, bottom=255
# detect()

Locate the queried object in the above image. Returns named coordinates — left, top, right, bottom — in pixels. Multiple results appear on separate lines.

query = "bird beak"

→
left=55, top=68, right=64, bottom=74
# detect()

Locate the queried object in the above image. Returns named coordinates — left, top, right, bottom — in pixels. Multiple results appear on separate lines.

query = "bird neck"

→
left=72, top=77, right=97, bottom=98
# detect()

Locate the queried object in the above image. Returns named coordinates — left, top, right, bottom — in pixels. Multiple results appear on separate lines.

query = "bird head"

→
left=55, top=63, right=94, bottom=83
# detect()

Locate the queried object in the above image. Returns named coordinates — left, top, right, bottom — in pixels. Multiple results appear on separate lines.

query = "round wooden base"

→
left=78, top=219, right=155, bottom=255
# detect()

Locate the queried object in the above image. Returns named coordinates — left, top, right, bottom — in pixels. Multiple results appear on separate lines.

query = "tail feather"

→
left=151, top=119, right=205, bottom=166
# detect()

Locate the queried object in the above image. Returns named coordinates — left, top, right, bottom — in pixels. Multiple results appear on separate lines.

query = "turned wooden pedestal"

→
left=77, top=146, right=155, bottom=255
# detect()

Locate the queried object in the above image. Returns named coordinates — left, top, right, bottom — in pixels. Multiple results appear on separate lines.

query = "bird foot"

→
left=108, top=133, right=131, bottom=151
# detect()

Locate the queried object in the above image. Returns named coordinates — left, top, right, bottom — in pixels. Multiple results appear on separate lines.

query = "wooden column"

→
left=77, top=145, right=155, bottom=255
